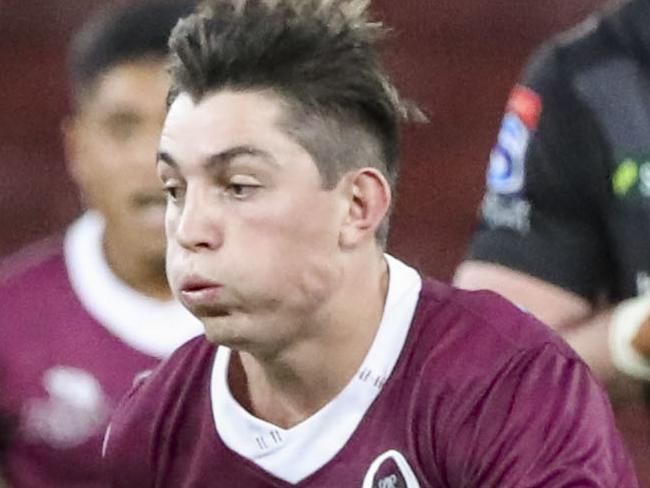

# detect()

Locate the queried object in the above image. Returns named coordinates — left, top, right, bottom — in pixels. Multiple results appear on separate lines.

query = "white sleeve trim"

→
left=64, top=211, right=203, bottom=358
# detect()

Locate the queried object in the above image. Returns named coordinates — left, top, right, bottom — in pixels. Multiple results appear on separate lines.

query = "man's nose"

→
left=175, top=187, right=224, bottom=252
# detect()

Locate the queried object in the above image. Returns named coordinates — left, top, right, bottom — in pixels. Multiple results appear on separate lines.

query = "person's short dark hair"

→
left=167, top=0, right=426, bottom=245
left=68, top=0, right=196, bottom=107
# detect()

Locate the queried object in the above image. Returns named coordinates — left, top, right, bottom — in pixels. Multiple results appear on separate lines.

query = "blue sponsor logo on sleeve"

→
left=486, top=113, right=531, bottom=195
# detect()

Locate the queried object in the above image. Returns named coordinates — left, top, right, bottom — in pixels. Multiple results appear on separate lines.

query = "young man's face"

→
left=159, top=90, right=349, bottom=349
left=65, top=59, right=170, bottom=262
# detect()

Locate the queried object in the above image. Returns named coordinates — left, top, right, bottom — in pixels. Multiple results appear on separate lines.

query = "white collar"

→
left=64, top=211, right=203, bottom=359
left=211, top=254, right=422, bottom=483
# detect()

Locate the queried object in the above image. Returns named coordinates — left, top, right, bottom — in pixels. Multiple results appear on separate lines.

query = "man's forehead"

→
left=80, top=59, right=170, bottom=110
left=159, top=90, right=317, bottom=172
left=165, top=92, right=198, bottom=119
left=166, top=89, right=288, bottom=124
left=162, top=89, right=291, bottom=147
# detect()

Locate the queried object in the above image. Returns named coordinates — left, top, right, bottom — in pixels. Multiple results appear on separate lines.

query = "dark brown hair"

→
left=168, top=0, right=424, bottom=243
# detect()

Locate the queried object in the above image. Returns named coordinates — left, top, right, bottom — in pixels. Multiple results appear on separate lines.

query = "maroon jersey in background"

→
left=105, top=256, right=637, bottom=487
left=0, top=212, right=202, bottom=487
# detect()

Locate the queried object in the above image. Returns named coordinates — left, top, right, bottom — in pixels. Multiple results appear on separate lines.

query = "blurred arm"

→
left=455, top=261, right=618, bottom=382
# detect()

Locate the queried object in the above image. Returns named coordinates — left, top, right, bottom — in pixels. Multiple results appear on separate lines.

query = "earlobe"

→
left=339, top=168, right=391, bottom=248
left=61, top=116, right=85, bottom=185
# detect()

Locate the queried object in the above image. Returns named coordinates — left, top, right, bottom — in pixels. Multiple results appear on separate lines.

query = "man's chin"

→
left=201, top=314, right=252, bottom=349
left=203, top=325, right=242, bottom=348
left=192, top=304, right=231, bottom=319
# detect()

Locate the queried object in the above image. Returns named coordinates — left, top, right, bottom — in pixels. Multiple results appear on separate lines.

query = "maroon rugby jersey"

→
left=105, top=257, right=637, bottom=487
left=0, top=213, right=202, bottom=487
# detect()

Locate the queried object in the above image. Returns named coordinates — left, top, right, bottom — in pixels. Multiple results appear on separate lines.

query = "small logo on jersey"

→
left=362, top=450, right=420, bottom=488
left=487, top=85, right=542, bottom=196
left=481, top=192, right=531, bottom=234
left=22, top=366, right=111, bottom=448
left=612, top=158, right=650, bottom=198
left=506, top=85, right=542, bottom=130
left=132, top=369, right=153, bottom=388
left=613, top=159, right=639, bottom=196
left=637, top=271, right=650, bottom=296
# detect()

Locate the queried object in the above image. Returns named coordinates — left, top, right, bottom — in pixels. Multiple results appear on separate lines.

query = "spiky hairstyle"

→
left=168, top=0, right=424, bottom=244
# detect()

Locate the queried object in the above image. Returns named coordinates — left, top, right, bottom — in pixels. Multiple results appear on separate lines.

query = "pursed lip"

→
left=178, top=276, right=223, bottom=307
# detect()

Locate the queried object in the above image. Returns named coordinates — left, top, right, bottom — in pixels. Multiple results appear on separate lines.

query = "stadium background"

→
left=0, top=0, right=611, bottom=279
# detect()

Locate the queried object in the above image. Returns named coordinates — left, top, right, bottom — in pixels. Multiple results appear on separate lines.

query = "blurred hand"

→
left=631, top=314, right=650, bottom=358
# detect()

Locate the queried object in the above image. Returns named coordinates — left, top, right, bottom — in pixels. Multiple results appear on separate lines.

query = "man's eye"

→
left=226, top=182, right=261, bottom=199
left=108, top=123, right=136, bottom=141
left=103, top=115, right=141, bottom=142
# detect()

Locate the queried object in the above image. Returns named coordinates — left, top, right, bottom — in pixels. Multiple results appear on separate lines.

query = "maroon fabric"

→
left=0, top=238, right=161, bottom=487
left=616, top=404, right=650, bottom=488
left=106, top=280, right=637, bottom=487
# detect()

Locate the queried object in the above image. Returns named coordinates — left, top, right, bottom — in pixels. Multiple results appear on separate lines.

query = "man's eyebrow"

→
left=103, top=108, right=141, bottom=121
left=156, top=146, right=279, bottom=169
left=207, top=146, right=278, bottom=168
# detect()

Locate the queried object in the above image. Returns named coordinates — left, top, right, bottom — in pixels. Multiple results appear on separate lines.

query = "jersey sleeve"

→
left=104, top=336, right=212, bottom=487
left=466, top=42, right=612, bottom=301
left=445, top=343, right=637, bottom=487
left=103, top=376, right=156, bottom=488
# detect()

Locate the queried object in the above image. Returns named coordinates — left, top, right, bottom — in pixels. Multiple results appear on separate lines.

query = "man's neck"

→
left=230, top=253, right=390, bottom=429
left=102, top=231, right=172, bottom=301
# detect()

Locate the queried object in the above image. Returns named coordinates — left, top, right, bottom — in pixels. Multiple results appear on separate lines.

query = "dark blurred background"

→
left=0, top=0, right=611, bottom=280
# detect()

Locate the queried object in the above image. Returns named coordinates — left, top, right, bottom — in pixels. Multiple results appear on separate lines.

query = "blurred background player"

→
left=0, top=1, right=201, bottom=486
left=455, top=0, right=650, bottom=484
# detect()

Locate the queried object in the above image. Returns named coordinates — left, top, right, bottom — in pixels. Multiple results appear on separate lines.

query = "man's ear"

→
left=61, top=115, right=85, bottom=186
left=339, top=168, right=391, bottom=248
